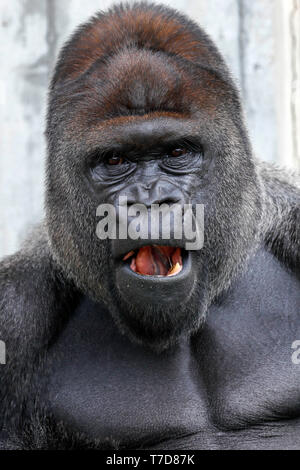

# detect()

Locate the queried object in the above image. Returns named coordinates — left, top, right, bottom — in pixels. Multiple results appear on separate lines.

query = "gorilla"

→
left=0, top=2, right=299, bottom=450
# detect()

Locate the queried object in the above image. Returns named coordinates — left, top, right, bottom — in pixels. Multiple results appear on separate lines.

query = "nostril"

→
left=152, top=195, right=183, bottom=205
left=153, top=198, right=181, bottom=206
left=126, top=198, right=137, bottom=207
left=119, top=184, right=183, bottom=207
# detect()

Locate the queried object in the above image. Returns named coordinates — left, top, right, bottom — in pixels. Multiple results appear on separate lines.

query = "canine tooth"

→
left=167, top=262, right=182, bottom=276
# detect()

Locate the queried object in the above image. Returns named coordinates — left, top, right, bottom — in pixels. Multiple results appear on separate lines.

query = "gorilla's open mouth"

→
left=115, top=243, right=195, bottom=307
left=116, top=242, right=194, bottom=296
left=122, top=245, right=183, bottom=277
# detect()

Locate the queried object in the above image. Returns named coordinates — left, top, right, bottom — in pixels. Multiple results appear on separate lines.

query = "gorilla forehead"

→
left=50, top=52, right=238, bottom=132
left=69, top=116, right=204, bottom=159
left=87, top=48, right=189, bottom=115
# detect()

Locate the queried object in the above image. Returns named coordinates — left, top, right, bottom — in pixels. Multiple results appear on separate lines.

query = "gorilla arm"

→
left=0, top=225, right=79, bottom=441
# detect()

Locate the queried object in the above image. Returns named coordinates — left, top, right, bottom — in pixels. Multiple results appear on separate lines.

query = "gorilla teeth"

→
left=123, top=246, right=183, bottom=276
left=167, top=262, right=182, bottom=276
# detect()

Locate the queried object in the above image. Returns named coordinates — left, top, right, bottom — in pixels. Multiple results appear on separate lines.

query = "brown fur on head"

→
left=53, top=1, right=229, bottom=83
left=50, top=2, right=240, bottom=125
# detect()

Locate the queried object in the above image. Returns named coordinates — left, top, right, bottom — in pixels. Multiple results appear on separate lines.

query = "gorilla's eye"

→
left=170, top=148, right=187, bottom=157
left=107, top=156, right=124, bottom=165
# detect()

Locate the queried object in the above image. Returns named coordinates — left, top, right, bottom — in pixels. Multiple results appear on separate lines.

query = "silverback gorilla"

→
left=0, top=2, right=300, bottom=450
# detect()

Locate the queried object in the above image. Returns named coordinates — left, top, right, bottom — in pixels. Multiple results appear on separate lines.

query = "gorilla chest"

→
left=45, top=302, right=209, bottom=446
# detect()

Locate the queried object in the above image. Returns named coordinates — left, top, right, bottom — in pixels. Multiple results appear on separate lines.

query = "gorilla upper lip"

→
left=122, top=245, right=183, bottom=277
left=112, top=238, right=187, bottom=261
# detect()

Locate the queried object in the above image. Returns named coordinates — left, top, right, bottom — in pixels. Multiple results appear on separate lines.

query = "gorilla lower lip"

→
left=122, top=245, right=183, bottom=276
left=116, top=249, right=194, bottom=307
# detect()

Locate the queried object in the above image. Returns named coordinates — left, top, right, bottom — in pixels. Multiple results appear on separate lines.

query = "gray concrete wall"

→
left=0, top=0, right=299, bottom=258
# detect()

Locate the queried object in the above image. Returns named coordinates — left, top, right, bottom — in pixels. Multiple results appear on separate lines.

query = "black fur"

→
left=0, top=2, right=299, bottom=449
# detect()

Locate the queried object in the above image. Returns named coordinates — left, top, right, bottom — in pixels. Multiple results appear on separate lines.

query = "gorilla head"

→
left=46, top=2, right=262, bottom=351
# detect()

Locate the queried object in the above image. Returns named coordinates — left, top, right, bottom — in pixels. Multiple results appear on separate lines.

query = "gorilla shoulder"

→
left=259, top=161, right=300, bottom=275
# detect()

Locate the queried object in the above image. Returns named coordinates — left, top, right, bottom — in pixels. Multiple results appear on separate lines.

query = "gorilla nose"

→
left=121, top=183, right=183, bottom=207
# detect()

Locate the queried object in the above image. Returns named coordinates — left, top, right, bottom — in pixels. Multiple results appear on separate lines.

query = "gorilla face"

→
left=46, top=4, right=262, bottom=351
left=88, top=117, right=209, bottom=349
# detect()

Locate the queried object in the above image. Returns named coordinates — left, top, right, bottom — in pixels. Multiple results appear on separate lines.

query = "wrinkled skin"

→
left=0, top=2, right=299, bottom=450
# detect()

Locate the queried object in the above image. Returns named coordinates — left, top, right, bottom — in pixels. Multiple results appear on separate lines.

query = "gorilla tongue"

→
left=123, top=246, right=182, bottom=276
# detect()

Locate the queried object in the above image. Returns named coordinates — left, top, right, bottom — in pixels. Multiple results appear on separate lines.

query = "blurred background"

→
left=0, top=0, right=299, bottom=258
